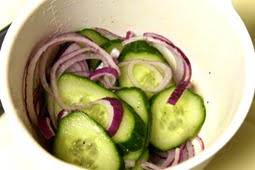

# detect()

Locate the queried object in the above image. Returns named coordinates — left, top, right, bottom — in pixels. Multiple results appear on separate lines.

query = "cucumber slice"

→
left=77, top=28, right=109, bottom=46
left=102, top=39, right=124, bottom=53
left=53, top=111, right=124, bottom=170
left=123, top=148, right=143, bottom=162
left=118, top=40, right=167, bottom=63
left=116, top=87, right=150, bottom=127
left=117, top=40, right=171, bottom=98
left=55, top=73, right=146, bottom=155
left=132, top=149, right=150, bottom=170
left=116, top=87, right=151, bottom=161
left=91, top=39, right=124, bottom=70
left=150, top=86, right=206, bottom=151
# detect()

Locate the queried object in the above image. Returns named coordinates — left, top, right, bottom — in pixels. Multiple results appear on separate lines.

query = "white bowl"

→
left=1, top=0, right=255, bottom=169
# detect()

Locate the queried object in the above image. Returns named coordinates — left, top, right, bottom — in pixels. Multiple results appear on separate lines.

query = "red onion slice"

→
left=38, top=117, right=55, bottom=140
left=125, top=31, right=135, bottom=40
left=110, top=48, right=120, bottom=59
left=88, top=67, right=118, bottom=86
left=25, top=32, right=120, bottom=125
left=55, top=49, right=104, bottom=78
left=119, top=59, right=172, bottom=93
left=95, top=27, right=124, bottom=40
left=39, top=45, right=60, bottom=95
left=195, top=135, right=205, bottom=151
left=86, top=97, right=124, bottom=137
left=46, top=94, right=57, bottom=129
left=59, top=43, right=89, bottom=75
left=141, top=160, right=162, bottom=170
left=171, top=148, right=181, bottom=166
left=57, top=110, right=68, bottom=123
left=185, top=140, right=195, bottom=159
left=161, top=150, right=175, bottom=168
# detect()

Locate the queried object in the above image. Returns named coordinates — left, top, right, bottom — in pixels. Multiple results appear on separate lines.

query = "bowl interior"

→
left=1, top=0, right=254, bottom=169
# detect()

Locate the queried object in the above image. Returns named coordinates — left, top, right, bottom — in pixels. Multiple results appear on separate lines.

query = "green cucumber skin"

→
left=116, top=88, right=150, bottom=160
left=132, top=149, right=149, bottom=170
left=77, top=28, right=109, bottom=46
left=117, top=102, right=146, bottom=156
left=118, top=40, right=167, bottom=63
left=90, top=39, right=124, bottom=70
left=77, top=28, right=110, bottom=70
left=149, top=86, right=206, bottom=151
left=53, top=111, right=125, bottom=170
left=116, top=87, right=151, bottom=147
left=55, top=73, right=146, bottom=155
left=117, top=40, right=169, bottom=98
left=101, top=39, right=124, bottom=53
left=116, top=87, right=150, bottom=127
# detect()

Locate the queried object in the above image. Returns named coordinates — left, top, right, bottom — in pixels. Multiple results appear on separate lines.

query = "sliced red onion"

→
left=88, top=67, right=118, bottom=88
left=99, top=97, right=124, bottom=137
left=33, top=86, right=42, bottom=117
left=46, top=94, right=57, bottom=129
left=57, top=110, right=68, bottom=123
left=186, top=140, right=195, bottom=159
left=38, top=117, right=55, bottom=140
left=86, top=97, right=124, bottom=137
left=195, top=135, right=205, bottom=151
left=125, top=160, right=135, bottom=168
left=125, top=31, right=135, bottom=40
left=150, top=152, right=166, bottom=166
left=122, top=36, right=146, bottom=46
left=59, top=43, right=89, bottom=75
left=171, top=148, right=181, bottom=166
left=141, top=160, right=162, bottom=170
left=39, top=45, right=60, bottom=95
left=179, top=143, right=188, bottom=163
left=110, top=48, right=120, bottom=59
left=95, top=27, right=124, bottom=40
left=25, top=32, right=120, bottom=125
left=33, top=96, right=43, bottom=117
left=55, top=49, right=105, bottom=78
left=167, top=81, right=190, bottom=105
left=161, top=150, right=175, bottom=168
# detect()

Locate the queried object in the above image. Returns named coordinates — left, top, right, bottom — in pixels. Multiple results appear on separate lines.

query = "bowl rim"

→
left=0, top=0, right=255, bottom=169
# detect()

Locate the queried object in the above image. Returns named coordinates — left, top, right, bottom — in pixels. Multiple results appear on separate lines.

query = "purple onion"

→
left=38, top=117, right=55, bottom=140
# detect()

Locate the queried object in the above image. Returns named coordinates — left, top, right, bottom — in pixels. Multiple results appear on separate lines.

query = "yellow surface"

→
left=0, top=0, right=29, bottom=30
left=232, top=0, right=255, bottom=44
left=206, top=121, right=255, bottom=169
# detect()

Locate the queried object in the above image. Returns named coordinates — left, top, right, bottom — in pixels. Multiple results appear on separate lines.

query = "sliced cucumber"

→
left=77, top=28, right=109, bottom=46
left=77, top=28, right=110, bottom=70
left=116, top=87, right=150, bottom=127
left=91, top=39, right=124, bottom=70
left=53, top=111, right=124, bottom=170
left=55, top=73, right=146, bottom=155
left=132, top=149, right=150, bottom=170
left=102, top=39, right=124, bottom=54
left=123, top=148, right=143, bottom=162
left=117, top=40, right=171, bottom=98
left=117, top=87, right=151, bottom=161
left=118, top=40, right=167, bottom=63
left=150, top=86, right=206, bottom=151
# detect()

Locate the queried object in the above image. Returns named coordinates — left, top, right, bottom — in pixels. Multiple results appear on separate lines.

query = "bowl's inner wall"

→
left=6, top=0, right=245, bottom=159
